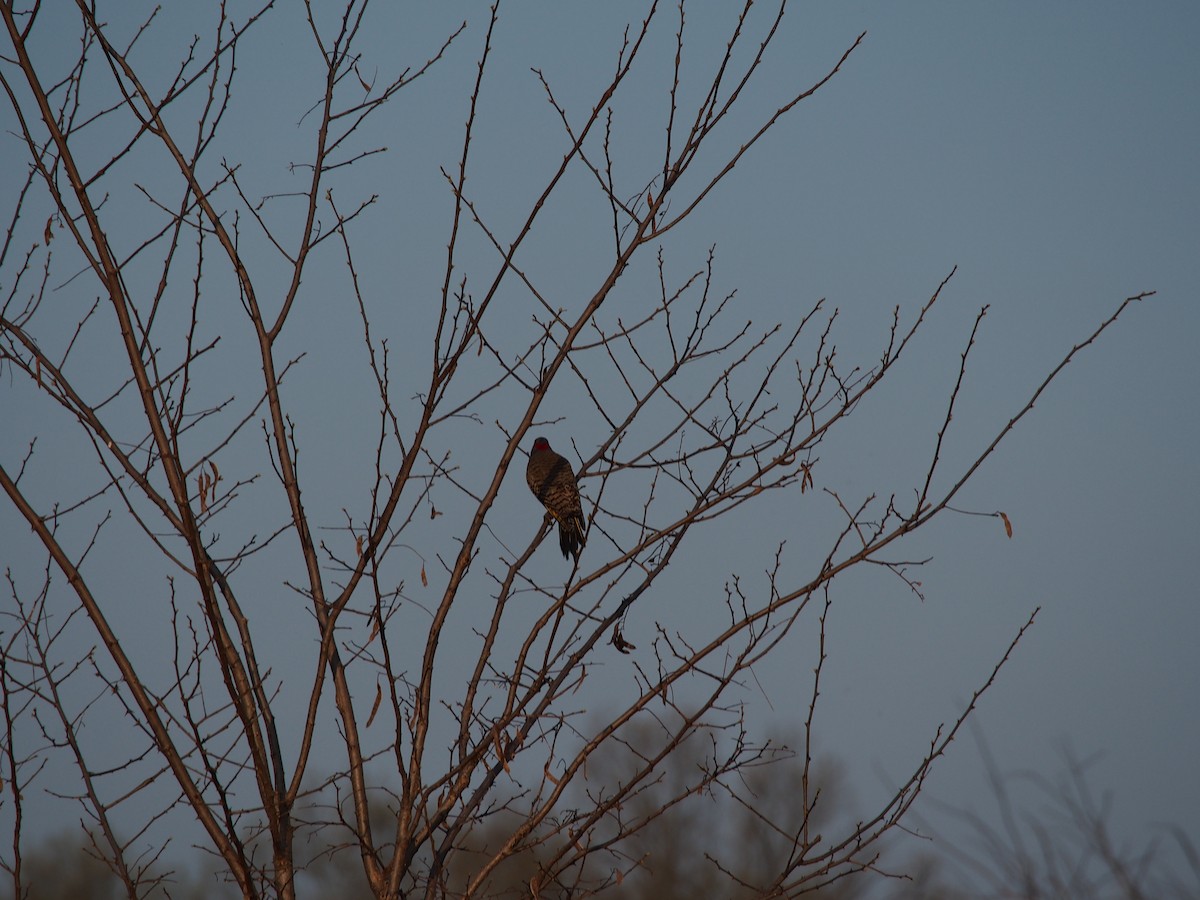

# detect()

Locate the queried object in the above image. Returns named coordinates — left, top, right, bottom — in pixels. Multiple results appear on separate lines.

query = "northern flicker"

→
left=526, top=436, right=587, bottom=562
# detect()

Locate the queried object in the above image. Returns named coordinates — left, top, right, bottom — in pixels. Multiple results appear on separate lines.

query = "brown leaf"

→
left=44, top=216, right=53, bottom=244
left=365, top=682, right=382, bottom=728
left=355, top=534, right=364, bottom=558
left=999, top=510, right=1013, bottom=538
left=800, top=463, right=814, bottom=493
left=493, top=727, right=510, bottom=773
left=420, top=564, right=428, bottom=587
left=209, top=460, right=220, bottom=482
left=610, top=626, right=635, bottom=654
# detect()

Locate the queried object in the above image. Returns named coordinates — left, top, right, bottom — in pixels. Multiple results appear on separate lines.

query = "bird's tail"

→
left=557, top=513, right=587, bottom=562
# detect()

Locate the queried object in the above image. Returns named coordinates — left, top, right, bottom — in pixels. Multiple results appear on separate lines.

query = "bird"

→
left=526, top=436, right=587, bottom=562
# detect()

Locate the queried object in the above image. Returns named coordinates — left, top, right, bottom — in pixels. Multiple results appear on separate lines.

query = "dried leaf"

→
left=610, top=626, right=635, bottom=654
left=420, top=564, right=428, bottom=587
left=44, top=216, right=53, bottom=244
left=209, top=460, right=220, bottom=482
left=493, top=727, right=510, bottom=773
left=999, top=510, right=1013, bottom=538
left=355, top=534, right=364, bottom=558
left=365, top=682, right=382, bottom=728
left=367, top=610, right=380, bottom=644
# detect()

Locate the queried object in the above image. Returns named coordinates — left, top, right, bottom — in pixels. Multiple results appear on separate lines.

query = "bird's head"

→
left=531, top=436, right=551, bottom=453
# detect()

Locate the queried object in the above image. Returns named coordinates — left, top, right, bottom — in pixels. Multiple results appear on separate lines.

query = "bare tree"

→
left=916, top=733, right=1200, bottom=900
left=0, top=2, right=1149, bottom=898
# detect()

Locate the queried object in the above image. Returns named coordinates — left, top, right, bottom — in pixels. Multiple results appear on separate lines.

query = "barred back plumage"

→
left=526, top=437, right=587, bottom=562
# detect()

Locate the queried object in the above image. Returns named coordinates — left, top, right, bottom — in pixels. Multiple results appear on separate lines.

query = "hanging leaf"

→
left=493, top=727, right=510, bottom=773
left=365, top=682, right=382, bottom=728
left=999, top=510, right=1013, bottom=538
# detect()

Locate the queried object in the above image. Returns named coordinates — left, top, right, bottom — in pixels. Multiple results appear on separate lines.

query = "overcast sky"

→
left=2, top=1, right=1198, bottom=893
